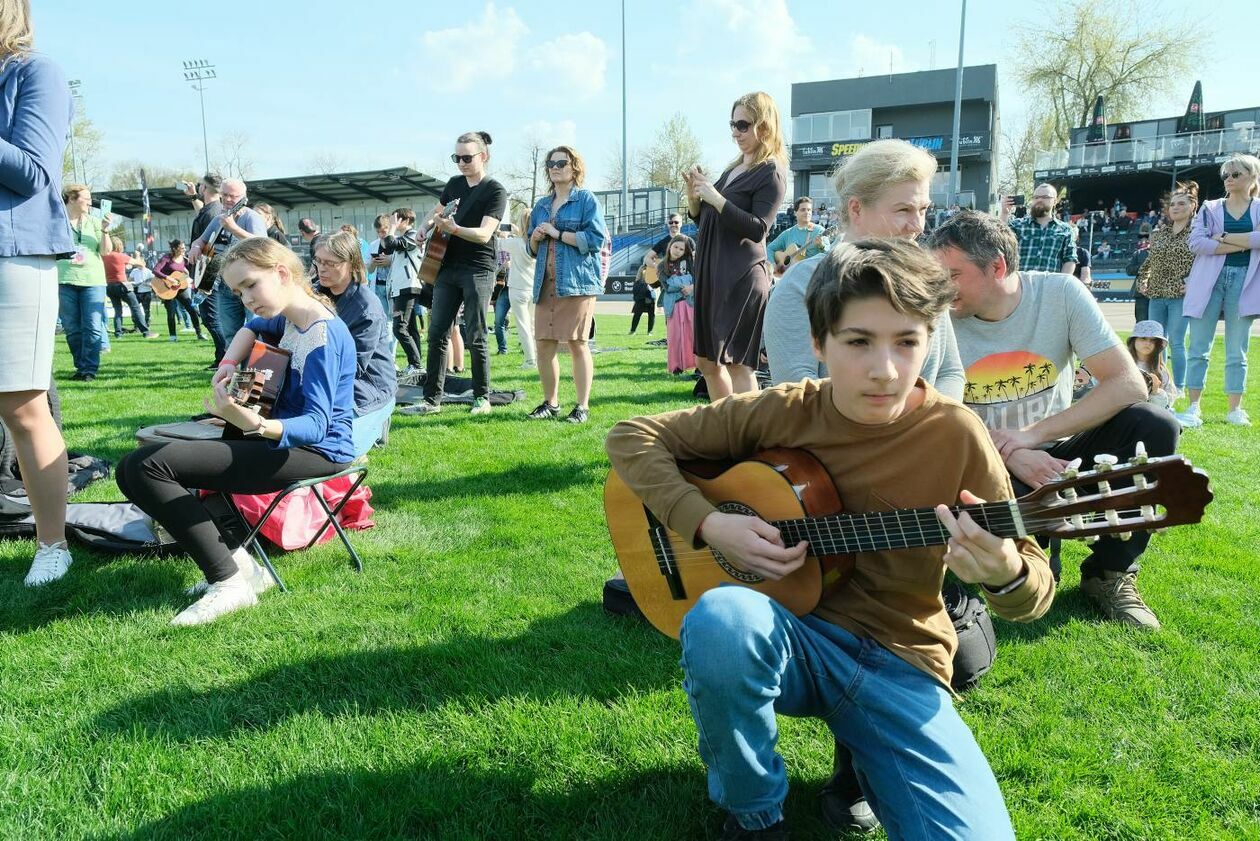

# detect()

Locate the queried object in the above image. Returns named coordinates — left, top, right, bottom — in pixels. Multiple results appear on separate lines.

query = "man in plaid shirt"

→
left=1000, top=183, right=1077, bottom=274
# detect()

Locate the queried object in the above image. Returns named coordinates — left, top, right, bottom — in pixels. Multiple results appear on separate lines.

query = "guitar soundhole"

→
left=712, top=501, right=764, bottom=584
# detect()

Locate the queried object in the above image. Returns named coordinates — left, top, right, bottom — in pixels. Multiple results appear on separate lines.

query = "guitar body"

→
left=226, top=340, right=291, bottom=418
left=418, top=199, right=461, bottom=285
left=604, top=448, right=854, bottom=639
left=153, top=270, right=189, bottom=301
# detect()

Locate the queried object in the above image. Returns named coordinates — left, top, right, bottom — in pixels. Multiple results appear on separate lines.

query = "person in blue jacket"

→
left=117, top=237, right=356, bottom=626
left=0, top=13, right=77, bottom=589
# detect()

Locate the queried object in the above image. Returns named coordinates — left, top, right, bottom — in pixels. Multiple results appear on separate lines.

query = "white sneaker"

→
left=520, top=360, right=536, bottom=369
left=170, top=572, right=257, bottom=626
left=24, top=541, right=73, bottom=586
left=1226, top=408, right=1251, bottom=426
left=185, top=549, right=276, bottom=596
left=1175, top=403, right=1203, bottom=429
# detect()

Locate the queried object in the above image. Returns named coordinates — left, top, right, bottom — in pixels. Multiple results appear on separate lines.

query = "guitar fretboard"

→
left=772, top=502, right=1025, bottom=555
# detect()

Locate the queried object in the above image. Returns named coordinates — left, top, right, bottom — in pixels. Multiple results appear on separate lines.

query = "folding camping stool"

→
left=213, top=461, right=369, bottom=592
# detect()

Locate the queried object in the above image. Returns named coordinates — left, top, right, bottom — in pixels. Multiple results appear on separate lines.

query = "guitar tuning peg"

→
left=1104, top=509, right=1121, bottom=528
left=1118, top=531, right=1132, bottom=541
left=1058, top=457, right=1083, bottom=480
left=1132, top=441, right=1149, bottom=465
left=1094, top=453, right=1118, bottom=471
left=1084, top=535, right=1100, bottom=544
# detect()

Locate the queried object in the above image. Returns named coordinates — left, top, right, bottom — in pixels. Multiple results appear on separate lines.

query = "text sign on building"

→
left=790, top=133, right=989, bottom=167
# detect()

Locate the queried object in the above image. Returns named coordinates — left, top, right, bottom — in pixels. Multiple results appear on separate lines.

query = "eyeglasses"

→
left=451, top=154, right=479, bottom=164
left=312, top=257, right=345, bottom=270
left=668, top=220, right=681, bottom=226
left=1222, top=171, right=1243, bottom=180
left=728, top=120, right=753, bottom=133
left=545, top=159, right=571, bottom=170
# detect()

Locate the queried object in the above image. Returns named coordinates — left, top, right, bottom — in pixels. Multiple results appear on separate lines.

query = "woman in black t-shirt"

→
left=405, top=131, right=509, bottom=416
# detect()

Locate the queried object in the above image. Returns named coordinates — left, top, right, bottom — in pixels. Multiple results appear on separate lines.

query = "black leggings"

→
left=392, top=290, right=425, bottom=368
left=630, top=302, right=655, bottom=333
left=163, top=288, right=203, bottom=337
left=116, top=440, right=346, bottom=583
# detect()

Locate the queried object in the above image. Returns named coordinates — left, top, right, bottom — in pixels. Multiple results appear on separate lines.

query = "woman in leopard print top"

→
left=1136, top=182, right=1197, bottom=394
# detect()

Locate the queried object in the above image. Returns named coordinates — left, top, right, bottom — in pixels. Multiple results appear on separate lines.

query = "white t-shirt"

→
left=951, top=270, right=1118, bottom=430
left=128, top=265, right=154, bottom=293
left=500, top=234, right=537, bottom=293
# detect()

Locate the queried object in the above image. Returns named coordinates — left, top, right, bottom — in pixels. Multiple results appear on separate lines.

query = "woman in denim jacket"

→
left=525, top=146, right=608, bottom=424
left=0, top=10, right=77, bottom=588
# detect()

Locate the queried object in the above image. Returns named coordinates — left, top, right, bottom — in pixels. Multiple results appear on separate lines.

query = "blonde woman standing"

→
left=500, top=206, right=537, bottom=368
left=0, top=0, right=75, bottom=586
left=684, top=91, right=788, bottom=400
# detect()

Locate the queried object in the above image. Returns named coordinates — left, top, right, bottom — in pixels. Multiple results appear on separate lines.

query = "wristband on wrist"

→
left=218, top=359, right=237, bottom=369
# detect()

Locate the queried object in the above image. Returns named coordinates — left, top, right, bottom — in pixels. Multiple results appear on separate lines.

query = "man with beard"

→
left=1001, top=182, right=1077, bottom=275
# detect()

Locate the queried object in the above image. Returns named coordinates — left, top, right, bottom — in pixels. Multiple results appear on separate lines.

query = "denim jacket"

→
left=659, top=267, right=693, bottom=320
left=0, top=54, right=75, bottom=258
left=527, top=188, right=608, bottom=300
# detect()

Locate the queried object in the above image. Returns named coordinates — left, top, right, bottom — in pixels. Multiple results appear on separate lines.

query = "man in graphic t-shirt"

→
left=929, top=211, right=1179, bottom=630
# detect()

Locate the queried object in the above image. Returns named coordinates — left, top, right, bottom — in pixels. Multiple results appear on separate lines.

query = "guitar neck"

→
left=774, top=501, right=1026, bottom=555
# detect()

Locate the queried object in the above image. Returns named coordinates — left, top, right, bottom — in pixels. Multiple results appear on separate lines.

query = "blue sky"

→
left=34, top=0, right=1251, bottom=190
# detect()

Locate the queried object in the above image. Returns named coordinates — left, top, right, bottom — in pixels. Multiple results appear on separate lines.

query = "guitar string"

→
left=638, top=507, right=1154, bottom=568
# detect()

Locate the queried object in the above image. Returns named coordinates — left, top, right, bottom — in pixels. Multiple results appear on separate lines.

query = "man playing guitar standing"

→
left=768, top=196, right=830, bottom=275
left=187, top=177, right=268, bottom=365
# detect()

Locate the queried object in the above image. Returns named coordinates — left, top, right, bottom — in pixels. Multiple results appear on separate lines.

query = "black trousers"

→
left=116, top=440, right=345, bottom=583
left=423, top=265, right=493, bottom=402
left=198, top=291, right=225, bottom=363
left=106, top=284, right=149, bottom=335
left=163, top=288, right=203, bottom=337
left=1007, top=403, right=1179, bottom=578
left=630, top=301, right=655, bottom=333
left=392, top=290, right=425, bottom=368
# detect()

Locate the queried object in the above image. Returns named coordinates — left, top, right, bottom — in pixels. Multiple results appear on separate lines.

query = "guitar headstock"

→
left=1017, top=449, right=1212, bottom=541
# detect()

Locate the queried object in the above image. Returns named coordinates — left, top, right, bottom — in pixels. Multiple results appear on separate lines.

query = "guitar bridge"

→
left=643, top=505, right=686, bottom=601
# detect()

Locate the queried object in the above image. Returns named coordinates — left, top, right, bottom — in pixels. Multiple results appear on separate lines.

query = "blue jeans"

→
left=1147, top=296, right=1188, bottom=390
left=494, top=289, right=511, bottom=353
left=1186, top=264, right=1256, bottom=394
left=58, top=284, right=106, bottom=375
left=373, top=282, right=396, bottom=353
left=350, top=400, right=394, bottom=458
left=679, top=587, right=1014, bottom=839
left=213, top=282, right=248, bottom=346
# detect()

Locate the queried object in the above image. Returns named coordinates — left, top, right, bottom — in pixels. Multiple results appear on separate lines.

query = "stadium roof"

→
left=93, top=166, right=447, bottom=217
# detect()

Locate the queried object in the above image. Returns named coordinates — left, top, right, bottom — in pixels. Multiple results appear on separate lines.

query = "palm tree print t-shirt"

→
left=952, top=271, right=1118, bottom=431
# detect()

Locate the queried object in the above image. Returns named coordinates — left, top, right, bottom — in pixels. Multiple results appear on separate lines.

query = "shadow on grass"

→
left=90, top=604, right=681, bottom=742
left=88, top=758, right=840, bottom=841
left=993, top=583, right=1104, bottom=645
left=368, top=459, right=607, bottom=507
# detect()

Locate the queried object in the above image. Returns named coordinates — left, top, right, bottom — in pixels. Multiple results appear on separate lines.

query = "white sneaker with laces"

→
left=1175, top=403, right=1203, bottom=429
left=186, top=548, right=276, bottom=596
left=170, top=572, right=257, bottom=626
left=1226, top=408, right=1251, bottom=426
left=24, top=541, right=73, bottom=587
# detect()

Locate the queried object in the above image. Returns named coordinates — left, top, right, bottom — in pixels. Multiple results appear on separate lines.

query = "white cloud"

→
left=527, top=33, right=608, bottom=100
left=520, top=119, right=579, bottom=146
left=846, top=35, right=912, bottom=78
left=419, top=3, right=529, bottom=92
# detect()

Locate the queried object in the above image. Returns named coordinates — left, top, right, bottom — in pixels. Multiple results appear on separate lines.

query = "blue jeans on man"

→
left=494, top=289, right=511, bottom=353
left=58, top=283, right=106, bottom=376
left=1186, top=264, right=1255, bottom=394
left=213, top=281, right=248, bottom=346
left=679, top=587, right=1014, bottom=839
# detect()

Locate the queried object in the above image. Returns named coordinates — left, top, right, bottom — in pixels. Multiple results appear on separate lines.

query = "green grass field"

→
left=2, top=321, right=1258, bottom=840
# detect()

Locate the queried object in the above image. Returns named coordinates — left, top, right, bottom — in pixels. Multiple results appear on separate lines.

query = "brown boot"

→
left=1080, top=570, right=1160, bottom=629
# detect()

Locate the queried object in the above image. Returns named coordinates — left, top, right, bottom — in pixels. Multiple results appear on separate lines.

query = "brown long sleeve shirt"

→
left=605, top=379, right=1054, bottom=687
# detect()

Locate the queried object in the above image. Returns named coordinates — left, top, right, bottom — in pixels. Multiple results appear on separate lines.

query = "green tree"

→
left=62, top=113, right=103, bottom=186
left=1014, top=0, right=1201, bottom=151
left=635, top=112, right=703, bottom=197
left=107, top=161, right=200, bottom=191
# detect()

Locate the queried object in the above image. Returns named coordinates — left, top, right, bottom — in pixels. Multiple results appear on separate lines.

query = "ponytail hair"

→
left=456, top=130, right=493, bottom=154
left=219, top=237, right=334, bottom=311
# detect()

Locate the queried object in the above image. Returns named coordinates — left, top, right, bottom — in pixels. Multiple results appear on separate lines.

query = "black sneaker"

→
left=563, top=406, right=589, bottom=424
left=818, top=742, right=880, bottom=834
left=527, top=402, right=560, bottom=420
left=719, top=815, right=789, bottom=840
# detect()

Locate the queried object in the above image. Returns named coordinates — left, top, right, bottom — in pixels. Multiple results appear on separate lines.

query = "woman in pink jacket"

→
left=1178, top=154, right=1260, bottom=428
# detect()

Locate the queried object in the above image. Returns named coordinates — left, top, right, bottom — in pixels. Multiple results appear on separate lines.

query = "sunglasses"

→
left=668, top=221, right=681, bottom=226
left=1222, top=171, right=1242, bottom=179
left=545, top=159, right=571, bottom=169
left=451, top=153, right=479, bottom=164
left=728, top=119, right=753, bottom=133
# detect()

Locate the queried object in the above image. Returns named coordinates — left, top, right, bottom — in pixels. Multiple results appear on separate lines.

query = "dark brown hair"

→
left=545, top=145, right=586, bottom=188
left=926, top=210, right=1022, bottom=276
left=805, top=239, right=953, bottom=347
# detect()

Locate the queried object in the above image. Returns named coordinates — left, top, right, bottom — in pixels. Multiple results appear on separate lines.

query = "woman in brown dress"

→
left=525, top=146, right=609, bottom=424
left=684, top=91, right=788, bottom=399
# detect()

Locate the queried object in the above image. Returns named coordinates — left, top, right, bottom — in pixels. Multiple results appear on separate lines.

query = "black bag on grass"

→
left=943, top=580, right=997, bottom=691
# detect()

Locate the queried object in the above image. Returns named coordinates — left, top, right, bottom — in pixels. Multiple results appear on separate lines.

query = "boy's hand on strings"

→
left=935, top=490, right=1025, bottom=589
left=698, top=511, right=808, bottom=581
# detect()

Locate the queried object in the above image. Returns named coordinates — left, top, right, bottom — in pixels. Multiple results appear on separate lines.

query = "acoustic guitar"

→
left=418, top=199, right=461, bottom=285
left=604, top=447, right=1212, bottom=638
left=191, top=196, right=250, bottom=293
left=226, top=340, right=291, bottom=419
left=152, top=270, right=189, bottom=301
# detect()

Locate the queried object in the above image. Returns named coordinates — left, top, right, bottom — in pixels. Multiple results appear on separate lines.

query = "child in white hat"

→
left=1127, top=320, right=1175, bottom=411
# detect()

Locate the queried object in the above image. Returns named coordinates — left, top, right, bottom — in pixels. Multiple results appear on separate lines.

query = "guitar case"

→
left=394, top=376, right=524, bottom=407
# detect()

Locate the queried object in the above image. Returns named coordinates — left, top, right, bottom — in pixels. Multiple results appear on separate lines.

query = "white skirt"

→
left=0, top=255, right=59, bottom=392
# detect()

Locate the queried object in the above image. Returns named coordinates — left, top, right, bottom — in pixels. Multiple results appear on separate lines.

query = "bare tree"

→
left=1015, top=0, right=1200, bottom=150
left=212, top=131, right=255, bottom=179
left=996, top=116, right=1047, bottom=201
left=107, top=161, right=200, bottom=191
left=635, top=112, right=703, bottom=196
left=307, top=151, right=345, bottom=175
left=62, top=112, right=104, bottom=186
left=502, top=134, right=547, bottom=210
left=602, top=140, right=635, bottom=190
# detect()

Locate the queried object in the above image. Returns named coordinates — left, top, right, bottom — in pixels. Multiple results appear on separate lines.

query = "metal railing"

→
left=1035, top=126, right=1260, bottom=171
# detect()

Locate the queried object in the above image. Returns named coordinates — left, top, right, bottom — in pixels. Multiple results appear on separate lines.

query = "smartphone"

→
left=99, top=199, right=112, bottom=218
left=1007, top=194, right=1025, bottom=207
left=499, top=223, right=512, bottom=231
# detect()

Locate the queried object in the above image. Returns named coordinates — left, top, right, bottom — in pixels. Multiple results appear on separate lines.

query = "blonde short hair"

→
left=830, top=139, right=937, bottom=228
left=0, top=0, right=33, bottom=67
left=62, top=183, right=89, bottom=204
left=728, top=91, right=788, bottom=171
left=1221, top=154, right=1260, bottom=199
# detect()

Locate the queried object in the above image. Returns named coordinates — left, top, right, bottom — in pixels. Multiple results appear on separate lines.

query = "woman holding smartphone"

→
left=684, top=91, right=787, bottom=400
